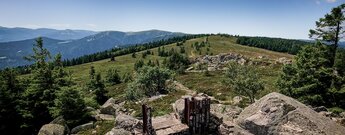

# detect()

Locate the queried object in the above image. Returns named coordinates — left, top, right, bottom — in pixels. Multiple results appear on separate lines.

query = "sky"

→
left=0, top=0, right=344, bottom=39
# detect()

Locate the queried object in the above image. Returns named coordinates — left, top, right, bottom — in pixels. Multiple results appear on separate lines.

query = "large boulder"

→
left=38, top=124, right=66, bottom=135
left=49, top=116, right=70, bottom=134
left=114, top=114, right=142, bottom=132
left=71, top=122, right=94, bottom=134
left=236, top=92, right=345, bottom=135
left=100, top=98, right=121, bottom=116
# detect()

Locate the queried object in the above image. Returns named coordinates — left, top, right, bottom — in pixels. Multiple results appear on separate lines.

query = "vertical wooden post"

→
left=184, top=98, right=190, bottom=125
left=142, top=104, right=147, bottom=134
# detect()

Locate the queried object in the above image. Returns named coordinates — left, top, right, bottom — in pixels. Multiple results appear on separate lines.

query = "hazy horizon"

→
left=1, top=0, right=344, bottom=39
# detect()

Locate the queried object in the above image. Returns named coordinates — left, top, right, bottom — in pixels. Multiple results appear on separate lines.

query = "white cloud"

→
left=48, top=23, right=72, bottom=28
left=325, top=0, right=337, bottom=3
left=86, top=23, right=97, bottom=28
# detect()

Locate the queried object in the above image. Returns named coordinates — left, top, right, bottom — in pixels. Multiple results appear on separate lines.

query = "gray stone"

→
left=105, top=128, right=131, bottom=135
left=236, top=92, right=345, bottom=135
left=49, top=116, right=70, bottom=134
left=115, top=114, right=142, bottom=132
left=71, top=122, right=94, bottom=134
left=95, top=114, right=115, bottom=121
left=38, top=124, right=66, bottom=135
left=100, top=98, right=120, bottom=116
left=218, top=121, right=253, bottom=135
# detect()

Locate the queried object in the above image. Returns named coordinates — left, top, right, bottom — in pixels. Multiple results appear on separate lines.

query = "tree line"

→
left=236, top=36, right=311, bottom=54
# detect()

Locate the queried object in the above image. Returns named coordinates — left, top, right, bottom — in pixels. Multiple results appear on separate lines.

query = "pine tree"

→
left=105, top=68, right=121, bottom=85
left=277, top=43, right=333, bottom=106
left=88, top=67, right=108, bottom=104
left=309, top=4, right=345, bottom=67
left=49, top=87, right=89, bottom=127
left=0, top=69, right=23, bottom=135
left=22, top=37, right=57, bottom=133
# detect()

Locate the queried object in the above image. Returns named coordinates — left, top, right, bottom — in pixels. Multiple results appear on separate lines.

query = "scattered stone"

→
left=38, top=124, right=66, bottom=135
left=276, top=57, right=292, bottom=65
left=236, top=92, right=345, bottom=135
left=71, top=122, right=94, bottom=134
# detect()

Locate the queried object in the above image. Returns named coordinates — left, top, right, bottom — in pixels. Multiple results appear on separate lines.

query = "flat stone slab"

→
left=152, top=113, right=189, bottom=135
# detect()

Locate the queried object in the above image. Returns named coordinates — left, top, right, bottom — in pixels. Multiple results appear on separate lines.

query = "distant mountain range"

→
left=0, top=27, right=185, bottom=69
left=0, top=26, right=97, bottom=42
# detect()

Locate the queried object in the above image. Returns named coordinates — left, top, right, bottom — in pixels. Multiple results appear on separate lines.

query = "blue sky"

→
left=0, top=0, right=344, bottom=39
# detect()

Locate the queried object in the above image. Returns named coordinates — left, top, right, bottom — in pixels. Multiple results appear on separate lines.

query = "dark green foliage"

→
left=105, top=68, right=121, bottom=85
left=132, top=52, right=136, bottom=58
left=88, top=66, right=108, bottom=104
left=277, top=43, right=337, bottom=106
left=163, top=51, right=190, bottom=74
left=134, top=59, right=144, bottom=71
left=309, top=4, right=345, bottom=67
left=22, top=37, right=57, bottom=133
left=236, top=36, right=310, bottom=54
left=223, top=62, right=264, bottom=103
left=49, top=87, right=89, bottom=127
left=179, top=46, right=185, bottom=53
left=335, top=48, right=345, bottom=76
left=110, top=55, right=115, bottom=61
left=121, top=72, right=133, bottom=83
left=0, top=69, right=24, bottom=135
left=126, top=66, right=174, bottom=100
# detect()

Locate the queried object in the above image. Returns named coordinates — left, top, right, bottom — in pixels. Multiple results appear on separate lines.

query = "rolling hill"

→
left=0, top=30, right=185, bottom=69
left=0, top=26, right=97, bottom=42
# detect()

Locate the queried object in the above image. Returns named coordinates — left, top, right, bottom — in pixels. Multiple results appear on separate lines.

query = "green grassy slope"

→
left=68, top=35, right=294, bottom=134
left=66, top=35, right=292, bottom=114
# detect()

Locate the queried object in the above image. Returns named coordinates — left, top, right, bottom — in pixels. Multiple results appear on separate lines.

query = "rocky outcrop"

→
left=235, top=92, right=345, bottom=135
left=38, top=124, right=66, bottom=135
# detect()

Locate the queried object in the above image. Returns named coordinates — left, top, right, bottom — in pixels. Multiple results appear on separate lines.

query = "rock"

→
left=172, top=98, right=186, bottom=121
left=71, top=122, right=94, bottom=134
left=211, top=104, right=242, bottom=121
left=236, top=92, right=345, bottom=135
left=100, top=98, right=121, bottom=116
left=319, top=111, right=334, bottom=118
left=232, top=96, right=243, bottom=105
left=95, top=114, right=115, bottom=121
left=49, top=116, right=70, bottom=134
left=218, top=121, right=253, bottom=135
left=115, top=114, right=142, bottom=132
left=276, top=57, right=292, bottom=65
left=313, top=106, right=328, bottom=112
left=38, top=124, right=66, bottom=135
left=105, top=128, right=131, bottom=135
